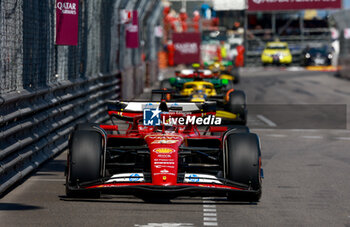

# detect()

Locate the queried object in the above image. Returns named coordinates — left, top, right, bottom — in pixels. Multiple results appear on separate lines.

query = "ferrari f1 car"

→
left=66, top=98, right=262, bottom=202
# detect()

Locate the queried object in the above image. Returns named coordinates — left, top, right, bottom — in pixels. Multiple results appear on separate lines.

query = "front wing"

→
left=67, top=174, right=258, bottom=197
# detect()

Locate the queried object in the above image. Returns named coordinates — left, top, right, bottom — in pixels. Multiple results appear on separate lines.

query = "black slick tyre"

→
left=231, top=68, right=240, bottom=84
left=160, top=79, right=172, bottom=89
left=222, top=80, right=234, bottom=91
left=225, top=133, right=262, bottom=202
left=211, top=125, right=249, bottom=136
left=227, top=90, right=247, bottom=125
left=75, top=123, right=101, bottom=131
left=66, top=130, right=103, bottom=198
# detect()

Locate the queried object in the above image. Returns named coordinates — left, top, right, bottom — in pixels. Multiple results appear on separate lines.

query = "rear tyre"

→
left=225, top=133, right=262, bottom=202
left=160, top=79, right=172, bottom=89
left=222, top=80, right=234, bottom=91
left=75, top=123, right=101, bottom=131
left=151, top=93, right=161, bottom=101
left=226, top=90, right=247, bottom=125
left=233, top=74, right=240, bottom=84
left=231, top=68, right=240, bottom=84
left=66, top=130, right=103, bottom=198
left=151, top=92, right=171, bottom=102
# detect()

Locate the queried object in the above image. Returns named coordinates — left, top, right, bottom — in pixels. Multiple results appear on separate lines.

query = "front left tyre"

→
left=66, top=129, right=103, bottom=198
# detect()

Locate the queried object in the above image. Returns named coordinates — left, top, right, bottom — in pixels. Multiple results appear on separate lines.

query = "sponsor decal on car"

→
left=154, top=162, right=175, bottom=165
left=151, top=140, right=178, bottom=144
left=184, top=173, right=222, bottom=184
left=129, top=173, right=141, bottom=182
left=157, top=154, right=172, bottom=158
left=106, top=173, right=144, bottom=183
left=153, top=148, right=175, bottom=154
left=146, top=135, right=183, bottom=140
left=154, top=159, right=175, bottom=162
left=154, top=170, right=175, bottom=176
left=188, top=174, right=199, bottom=182
left=154, top=173, right=175, bottom=176
left=155, top=165, right=175, bottom=168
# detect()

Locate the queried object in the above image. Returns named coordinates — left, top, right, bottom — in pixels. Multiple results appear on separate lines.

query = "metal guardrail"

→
left=0, top=73, right=121, bottom=195
left=0, top=0, right=162, bottom=196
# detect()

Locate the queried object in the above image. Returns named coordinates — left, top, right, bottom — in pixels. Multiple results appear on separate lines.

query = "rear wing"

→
left=175, top=69, right=214, bottom=78
left=107, top=100, right=216, bottom=113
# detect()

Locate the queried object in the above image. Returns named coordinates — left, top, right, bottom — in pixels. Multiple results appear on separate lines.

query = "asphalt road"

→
left=1, top=67, right=350, bottom=227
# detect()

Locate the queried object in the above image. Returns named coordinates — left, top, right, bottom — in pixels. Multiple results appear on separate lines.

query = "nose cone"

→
left=145, top=134, right=183, bottom=185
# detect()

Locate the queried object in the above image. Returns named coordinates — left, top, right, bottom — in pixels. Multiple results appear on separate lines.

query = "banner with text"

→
left=173, top=32, right=201, bottom=65
left=56, top=0, right=79, bottom=45
left=126, top=11, right=139, bottom=48
left=248, top=0, right=341, bottom=11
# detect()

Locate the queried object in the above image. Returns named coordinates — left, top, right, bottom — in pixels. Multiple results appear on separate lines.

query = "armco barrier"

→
left=0, top=73, right=120, bottom=195
left=0, top=0, right=162, bottom=197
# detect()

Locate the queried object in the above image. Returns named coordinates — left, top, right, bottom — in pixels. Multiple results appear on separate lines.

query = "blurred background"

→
left=159, top=0, right=350, bottom=73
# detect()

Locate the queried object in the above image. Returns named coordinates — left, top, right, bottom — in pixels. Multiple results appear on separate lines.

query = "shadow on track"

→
left=0, top=203, right=43, bottom=211
left=59, top=195, right=258, bottom=206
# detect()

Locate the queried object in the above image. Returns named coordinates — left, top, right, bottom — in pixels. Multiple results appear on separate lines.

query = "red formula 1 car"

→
left=66, top=98, right=262, bottom=201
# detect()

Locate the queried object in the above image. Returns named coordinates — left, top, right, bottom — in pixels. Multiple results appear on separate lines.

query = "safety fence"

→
left=331, top=10, right=350, bottom=79
left=0, top=0, right=162, bottom=195
left=244, top=11, right=332, bottom=66
left=246, top=28, right=332, bottom=66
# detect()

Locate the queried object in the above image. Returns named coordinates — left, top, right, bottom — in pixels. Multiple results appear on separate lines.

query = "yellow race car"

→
left=169, top=80, right=247, bottom=125
left=180, top=81, right=217, bottom=100
left=261, top=41, right=292, bottom=66
left=206, top=61, right=240, bottom=84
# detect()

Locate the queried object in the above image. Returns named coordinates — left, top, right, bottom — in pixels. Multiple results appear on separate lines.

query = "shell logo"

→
left=153, top=148, right=175, bottom=154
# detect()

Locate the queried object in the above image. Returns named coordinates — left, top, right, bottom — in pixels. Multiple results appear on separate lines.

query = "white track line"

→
left=28, top=178, right=65, bottom=182
left=252, top=129, right=350, bottom=132
left=203, top=198, right=218, bottom=226
left=203, top=209, right=216, bottom=212
left=335, top=137, right=350, bottom=141
left=134, top=223, right=194, bottom=227
left=289, top=129, right=319, bottom=132
left=204, top=217, right=217, bottom=221
left=256, top=115, right=277, bottom=127
left=203, top=204, right=216, bottom=208
left=204, top=213, right=217, bottom=217
left=302, top=135, right=323, bottom=139
left=266, top=134, right=287, bottom=138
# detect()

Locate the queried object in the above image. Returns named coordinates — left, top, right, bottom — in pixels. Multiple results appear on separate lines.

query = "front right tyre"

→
left=225, top=133, right=262, bottom=202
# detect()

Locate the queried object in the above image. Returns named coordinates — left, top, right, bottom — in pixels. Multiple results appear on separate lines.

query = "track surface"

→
left=1, top=68, right=350, bottom=227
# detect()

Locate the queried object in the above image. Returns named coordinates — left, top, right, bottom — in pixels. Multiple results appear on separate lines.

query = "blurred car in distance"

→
left=301, top=45, right=333, bottom=66
left=261, top=41, right=292, bottom=66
